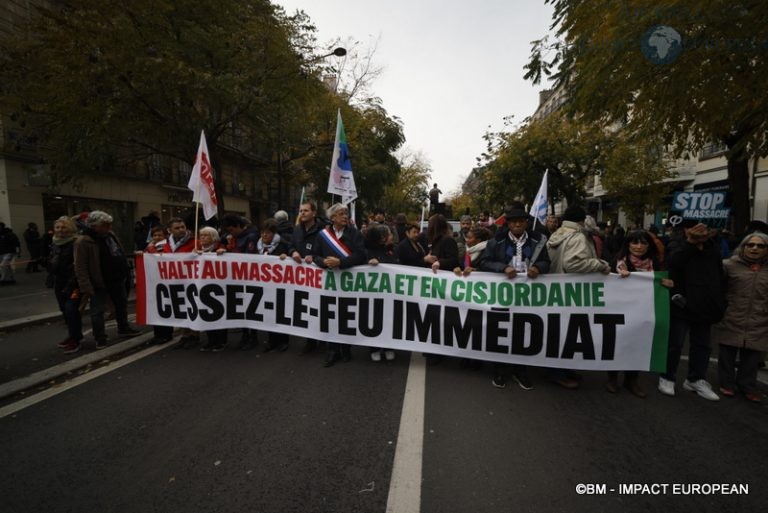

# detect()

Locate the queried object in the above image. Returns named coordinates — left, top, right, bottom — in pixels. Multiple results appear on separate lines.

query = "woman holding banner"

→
left=712, top=232, right=768, bottom=403
left=258, top=219, right=292, bottom=353
left=612, top=230, right=673, bottom=398
left=197, top=226, right=228, bottom=352
left=366, top=223, right=398, bottom=362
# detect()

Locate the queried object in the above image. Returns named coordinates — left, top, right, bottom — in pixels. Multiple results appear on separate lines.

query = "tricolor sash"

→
left=319, top=227, right=352, bottom=258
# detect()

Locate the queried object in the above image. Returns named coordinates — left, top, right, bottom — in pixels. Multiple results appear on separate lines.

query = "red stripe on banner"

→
left=135, top=254, right=147, bottom=325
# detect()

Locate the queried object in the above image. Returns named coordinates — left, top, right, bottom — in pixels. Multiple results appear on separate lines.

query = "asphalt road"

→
left=1, top=326, right=767, bottom=513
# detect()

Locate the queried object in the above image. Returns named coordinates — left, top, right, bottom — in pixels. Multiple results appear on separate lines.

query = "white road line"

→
left=386, top=354, right=426, bottom=513
left=0, top=343, right=167, bottom=419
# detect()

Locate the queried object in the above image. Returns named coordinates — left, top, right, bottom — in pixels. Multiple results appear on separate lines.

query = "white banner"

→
left=137, top=253, right=669, bottom=371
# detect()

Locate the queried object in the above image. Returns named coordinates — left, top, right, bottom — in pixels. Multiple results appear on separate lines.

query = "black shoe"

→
left=300, top=340, right=316, bottom=354
left=278, top=342, right=289, bottom=352
left=512, top=371, right=534, bottom=391
left=492, top=375, right=507, bottom=389
left=199, top=343, right=214, bottom=352
left=324, top=353, right=340, bottom=368
left=148, top=336, right=171, bottom=345
left=239, top=341, right=255, bottom=351
left=95, top=337, right=108, bottom=349
left=117, top=326, right=141, bottom=337
left=262, top=342, right=278, bottom=353
left=211, top=344, right=226, bottom=352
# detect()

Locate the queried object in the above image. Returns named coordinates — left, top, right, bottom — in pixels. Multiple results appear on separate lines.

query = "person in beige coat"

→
left=713, top=232, right=768, bottom=403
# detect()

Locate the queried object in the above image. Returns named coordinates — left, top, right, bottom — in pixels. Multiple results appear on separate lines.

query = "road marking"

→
left=0, top=342, right=168, bottom=419
left=386, top=354, right=425, bottom=513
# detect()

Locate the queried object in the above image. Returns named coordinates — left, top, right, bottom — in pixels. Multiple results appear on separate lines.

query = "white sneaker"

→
left=658, top=377, right=676, bottom=396
left=384, top=350, right=395, bottom=361
left=370, top=351, right=382, bottom=362
left=683, top=379, right=720, bottom=401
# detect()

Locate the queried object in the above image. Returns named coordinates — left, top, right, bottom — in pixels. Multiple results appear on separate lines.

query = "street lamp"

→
left=304, top=47, right=347, bottom=64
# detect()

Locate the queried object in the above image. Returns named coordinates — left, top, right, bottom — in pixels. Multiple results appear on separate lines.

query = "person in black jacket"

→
left=365, top=223, right=398, bottom=362
left=0, top=222, right=21, bottom=285
left=424, top=214, right=459, bottom=273
left=23, top=222, right=42, bottom=273
left=659, top=221, right=726, bottom=401
left=479, top=203, right=550, bottom=390
left=48, top=216, right=84, bottom=354
left=257, top=219, right=292, bottom=353
left=286, top=200, right=326, bottom=354
left=313, top=202, right=367, bottom=367
left=395, top=223, right=427, bottom=267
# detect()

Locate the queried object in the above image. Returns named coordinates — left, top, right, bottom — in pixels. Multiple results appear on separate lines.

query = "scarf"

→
left=257, top=233, right=282, bottom=255
left=169, top=232, right=191, bottom=252
left=506, top=231, right=528, bottom=264
left=617, top=255, right=654, bottom=273
left=53, top=235, right=76, bottom=246
left=466, top=240, right=488, bottom=265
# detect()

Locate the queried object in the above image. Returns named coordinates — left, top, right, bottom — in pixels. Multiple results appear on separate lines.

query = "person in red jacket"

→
left=149, top=218, right=197, bottom=346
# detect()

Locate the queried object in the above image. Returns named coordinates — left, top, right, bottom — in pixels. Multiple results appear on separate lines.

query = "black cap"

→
left=563, top=205, right=586, bottom=223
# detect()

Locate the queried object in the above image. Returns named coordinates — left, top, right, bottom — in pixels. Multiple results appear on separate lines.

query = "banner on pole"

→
left=136, top=253, right=669, bottom=371
left=326, top=110, right=357, bottom=204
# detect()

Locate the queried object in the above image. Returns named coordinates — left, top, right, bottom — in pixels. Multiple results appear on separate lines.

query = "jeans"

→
left=664, top=316, right=712, bottom=382
left=55, top=288, right=83, bottom=341
left=0, top=253, right=15, bottom=282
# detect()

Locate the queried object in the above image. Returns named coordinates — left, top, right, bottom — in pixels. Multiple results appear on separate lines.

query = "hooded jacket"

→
left=546, top=220, right=610, bottom=274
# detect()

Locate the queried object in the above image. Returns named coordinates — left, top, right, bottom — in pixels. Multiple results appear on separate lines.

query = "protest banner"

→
left=136, top=253, right=669, bottom=371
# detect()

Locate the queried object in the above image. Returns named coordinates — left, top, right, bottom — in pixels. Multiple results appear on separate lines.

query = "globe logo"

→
left=641, top=25, right=682, bottom=64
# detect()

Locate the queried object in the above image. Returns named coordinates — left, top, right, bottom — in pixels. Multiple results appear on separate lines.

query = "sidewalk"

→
left=0, top=270, right=136, bottom=331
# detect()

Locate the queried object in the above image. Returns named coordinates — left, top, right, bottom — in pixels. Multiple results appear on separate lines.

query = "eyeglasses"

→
left=745, top=243, right=767, bottom=249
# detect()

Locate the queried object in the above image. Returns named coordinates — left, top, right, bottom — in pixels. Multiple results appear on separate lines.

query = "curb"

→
left=0, top=331, right=172, bottom=401
left=0, top=298, right=137, bottom=332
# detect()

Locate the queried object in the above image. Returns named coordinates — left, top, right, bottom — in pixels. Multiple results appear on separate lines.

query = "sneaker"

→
left=62, top=341, right=81, bottom=354
left=370, top=351, right=382, bottom=362
left=148, top=336, right=171, bottom=345
left=57, top=338, right=73, bottom=348
left=384, top=350, right=395, bottom=361
left=745, top=392, right=763, bottom=403
left=683, top=379, right=720, bottom=401
left=719, top=386, right=736, bottom=397
left=199, top=343, right=214, bottom=352
left=512, top=371, right=534, bottom=391
left=95, top=337, right=108, bottom=349
left=492, top=375, right=506, bottom=389
left=658, top=377, right=676, bottom=396
left=117, top=326, right=141, bottom=337
left=211, top=344, right=226, bottom=353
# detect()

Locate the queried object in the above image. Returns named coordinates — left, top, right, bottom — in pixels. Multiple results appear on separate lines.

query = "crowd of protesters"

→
left=32, top=201, right=768, bottom=403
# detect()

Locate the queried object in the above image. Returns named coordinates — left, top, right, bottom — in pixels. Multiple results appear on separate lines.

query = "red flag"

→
left=495, top=213, right=506, bottom=226
left=187, top=130, right=218, bottom=220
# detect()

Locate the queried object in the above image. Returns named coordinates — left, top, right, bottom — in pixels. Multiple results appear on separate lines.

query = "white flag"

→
left=187, top=130, right=218, bottom=220
left=529, top=170, right=548, bottom=225
left=327, top=110, right=357, bottom=204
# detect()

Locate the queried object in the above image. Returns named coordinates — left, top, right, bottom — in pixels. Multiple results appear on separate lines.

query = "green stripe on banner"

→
left=649, top=271, right=670, bottom=372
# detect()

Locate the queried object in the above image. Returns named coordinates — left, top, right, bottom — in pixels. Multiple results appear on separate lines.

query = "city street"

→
left=1, top=273, right=766, bottom=513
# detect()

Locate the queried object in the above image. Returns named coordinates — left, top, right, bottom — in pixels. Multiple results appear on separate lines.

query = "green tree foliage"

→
left=299, top=99, right=404, bottom=215
left=480, top=113, right=604, bottom=210
left=382, top=149, right=432, bottom=219
left=525, top=0, right=768, bottom=232
left=600, top=132, right=673, bottom=223
left=0, top=0, right=321, bottom=194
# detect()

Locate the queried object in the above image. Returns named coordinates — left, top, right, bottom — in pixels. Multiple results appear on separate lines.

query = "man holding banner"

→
left=313, top=203, right=367, bottom=367
left=546, top=205, right=611, bottom=389
left=479, top=202, right=550, bottom=391
left=287, top=200, right=326, bottom=354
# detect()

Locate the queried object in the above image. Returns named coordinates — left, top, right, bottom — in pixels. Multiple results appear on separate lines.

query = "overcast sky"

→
left=275, top=0, right=555, bottom=199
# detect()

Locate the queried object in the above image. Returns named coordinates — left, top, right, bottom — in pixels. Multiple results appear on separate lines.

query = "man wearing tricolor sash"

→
left=313, top=203, right=367, bottom=367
